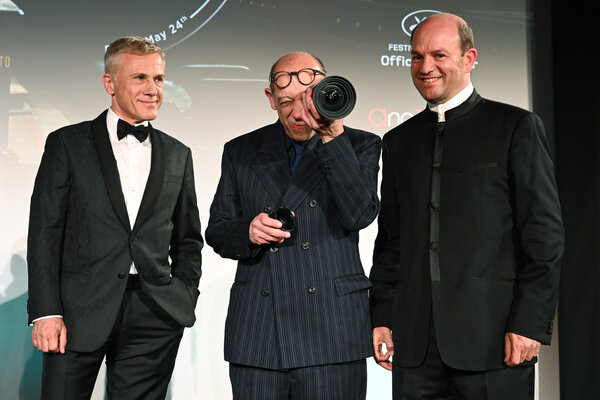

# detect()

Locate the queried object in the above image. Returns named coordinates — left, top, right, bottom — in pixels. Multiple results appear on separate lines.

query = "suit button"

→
left=309, top=199, right=317, bottom=208
left=432, top=162, right=441, bottom=170
left=270, top=246, right=279, bottom=253
left=307, top=286, right=317, bottom=294
left=302, top=242, right=310, bottom=250
left=130, top=235, right=138, bottom=242
left=429, top=241, right=439, bottom=251
left=261, top=289, right=270, bottom=297
left=264, top=206, right=273, bottom=213
left=547, top=320, right=554, bottom=335
left=430, top=201, right=439, bottom=211
left=117, top=273, right=127, bottom=279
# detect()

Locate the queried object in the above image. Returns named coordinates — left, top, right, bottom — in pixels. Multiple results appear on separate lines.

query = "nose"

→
left=419, top=55, right=435, bottom=74
left=144, top=78, right=159, bottom=96
left=291, top=97, right=305, bottom=119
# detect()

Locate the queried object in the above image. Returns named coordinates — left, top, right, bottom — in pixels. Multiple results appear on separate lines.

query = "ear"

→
left=103, top=73, right=115, bottom=96
left=463, top=48, right=478, bottom=72
left=264, top=88, right=277, bottom=111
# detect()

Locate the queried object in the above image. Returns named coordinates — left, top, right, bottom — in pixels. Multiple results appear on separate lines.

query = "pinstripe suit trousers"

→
left=230, top=360, right=367, bottom=400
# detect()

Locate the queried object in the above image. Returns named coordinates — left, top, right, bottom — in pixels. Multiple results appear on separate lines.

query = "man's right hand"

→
left=373, top=326, right=394, bottom=371
left=249, top=212, right=291, bottom=245
left=32, top=317, right=67, bottom=353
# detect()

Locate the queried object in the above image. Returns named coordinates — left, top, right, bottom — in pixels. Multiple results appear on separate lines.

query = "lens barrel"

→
left=269, top=207, right=296, bottom=232
left=311, top=76, right=356, bottom=120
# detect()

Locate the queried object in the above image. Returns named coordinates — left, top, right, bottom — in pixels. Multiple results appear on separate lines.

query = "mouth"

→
left=419, top=76, right=442, bottom=83
left=290, top=121, right=306, bottom=131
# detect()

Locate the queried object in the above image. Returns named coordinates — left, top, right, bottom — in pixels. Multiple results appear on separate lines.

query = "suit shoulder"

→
left=478, top=97, right=534, bottom=119
left=382, top=109, right=429, bottom=144
left=46, top=120, right=93, bottom=140
left=225, top=122, right=278, bottom=148
left=475, top=97, right=546, bottom=134
left=153, top=128, right=191, bottom=152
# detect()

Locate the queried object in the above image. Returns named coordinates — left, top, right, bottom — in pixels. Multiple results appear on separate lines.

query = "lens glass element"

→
left=311, top=76, right=356, bottom=119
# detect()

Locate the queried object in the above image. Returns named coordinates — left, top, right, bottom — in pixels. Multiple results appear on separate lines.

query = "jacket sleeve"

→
left=205, top=142, right=260, bottom=260
left=313, top=129, right=381, bottom=232
left=169, top=148, right=203, bottom=288
left=505, top=112, right=564, bottom=344
left=27, top=131, right=70, bottom=324
left=369, top=134, right=400, bottom=329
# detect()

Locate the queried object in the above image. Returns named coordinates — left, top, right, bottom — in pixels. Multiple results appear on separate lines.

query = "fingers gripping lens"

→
left=269, top=207, right=296, bottom=232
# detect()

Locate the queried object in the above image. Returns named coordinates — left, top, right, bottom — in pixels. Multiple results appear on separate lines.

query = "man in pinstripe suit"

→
left=206, top=52, right=381, bottom=399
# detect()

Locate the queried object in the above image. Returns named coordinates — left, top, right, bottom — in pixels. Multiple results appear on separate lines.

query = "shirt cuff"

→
left=30, top=315, right=63, bottom=326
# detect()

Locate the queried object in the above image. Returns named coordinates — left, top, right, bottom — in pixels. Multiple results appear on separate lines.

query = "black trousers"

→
left=393, top=318, right=534, bottom=400
left=41, top=275, right=184, bottom=400
left=230, top=359, right=367, bottom=400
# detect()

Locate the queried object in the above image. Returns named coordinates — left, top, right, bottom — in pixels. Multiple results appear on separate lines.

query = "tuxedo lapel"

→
left=281, top=135, right=324, bottom=210
left=91, top=110, right=131, bottom=232
left=249, top=123, right=290, bottom=203
left=133, top=123, right=164, bottom=231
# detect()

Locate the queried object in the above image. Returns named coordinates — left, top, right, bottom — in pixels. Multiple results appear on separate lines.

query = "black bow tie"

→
left=117, top=119, right=148, bottom=143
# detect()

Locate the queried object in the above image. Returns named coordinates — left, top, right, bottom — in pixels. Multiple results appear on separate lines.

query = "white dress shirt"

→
left=106, top=108, right=152, bottom=274
left=428, top=82, right=474, bottom=122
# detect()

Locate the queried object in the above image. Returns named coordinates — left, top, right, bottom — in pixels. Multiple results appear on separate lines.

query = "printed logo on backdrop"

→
left=401, top=10, right=442, bottom=37
left=142, top=0, right=228, bottom=50
left=381, top=9, right=442, bottom=68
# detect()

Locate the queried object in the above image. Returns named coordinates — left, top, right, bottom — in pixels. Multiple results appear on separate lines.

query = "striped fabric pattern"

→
left=206, top=121, right=381, bottom=371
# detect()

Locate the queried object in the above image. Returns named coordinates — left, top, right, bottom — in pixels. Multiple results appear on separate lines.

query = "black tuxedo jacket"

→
left=370, top=91, right=564, bottom=371
left=206, top=121, right=381, bottom=370
left=27, top=110, right=203, bottom=352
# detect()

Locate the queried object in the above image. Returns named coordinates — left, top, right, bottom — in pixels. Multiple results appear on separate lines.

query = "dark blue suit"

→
left=206, top=121, right=380, bottom=383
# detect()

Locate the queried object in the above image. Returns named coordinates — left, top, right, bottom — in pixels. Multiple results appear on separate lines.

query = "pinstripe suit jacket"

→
left=206, top=121, right=381, bottom=370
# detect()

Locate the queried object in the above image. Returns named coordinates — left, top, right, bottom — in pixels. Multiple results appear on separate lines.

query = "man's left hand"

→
left=301, top=87, right=344, bottom=143
left=504, top=332, right=540, bottom=367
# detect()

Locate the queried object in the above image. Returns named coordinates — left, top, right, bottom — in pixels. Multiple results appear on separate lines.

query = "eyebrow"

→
left=411, top=47, right=450, bottom=55
left=277, top=93, right=301, bottom=102
left=130, top=72, right=164, bottom=78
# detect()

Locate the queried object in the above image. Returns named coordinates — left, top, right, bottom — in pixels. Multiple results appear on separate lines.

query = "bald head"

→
left=412, top=13, right=474, bottom=56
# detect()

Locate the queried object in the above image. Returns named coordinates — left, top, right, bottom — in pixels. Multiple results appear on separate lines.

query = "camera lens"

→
left=269, top=207, right=296, bottom=232
left=311, top=76, right=356, bottom=120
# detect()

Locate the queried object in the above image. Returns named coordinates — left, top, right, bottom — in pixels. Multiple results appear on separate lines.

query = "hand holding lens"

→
left=269, top=207, right=296, bottom=232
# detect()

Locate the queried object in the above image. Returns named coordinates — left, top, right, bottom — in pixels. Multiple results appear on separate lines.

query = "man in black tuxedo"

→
left=27, top=36, right=203, bottom=399
left=206, top=52, right=381, bottom=399
left=369, top=13, right=563, bottom=399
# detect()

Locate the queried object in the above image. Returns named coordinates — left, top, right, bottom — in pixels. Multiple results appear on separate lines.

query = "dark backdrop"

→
left=542, top=1, right=600, bottom=399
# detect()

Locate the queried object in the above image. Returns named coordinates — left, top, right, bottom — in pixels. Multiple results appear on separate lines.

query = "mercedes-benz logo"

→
left=401, top=10, right=442, bottom=37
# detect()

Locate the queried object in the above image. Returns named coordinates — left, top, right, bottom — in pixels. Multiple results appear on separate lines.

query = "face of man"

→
left=410, top=15, right=476, bottom=105
left=265, top=52, right=325, bottom=142
left=103, top=52, right=165, bottom=124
